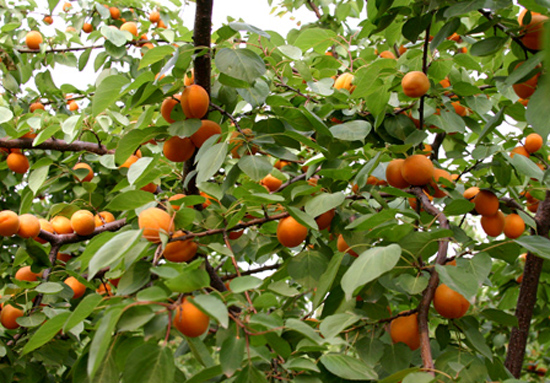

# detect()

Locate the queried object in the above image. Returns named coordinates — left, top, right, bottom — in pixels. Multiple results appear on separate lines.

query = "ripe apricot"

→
left=261, top=174, right=283, bottom=192
left=96, top=283, right=112, bottom=295
left=181, top=84, right=210, bottom=119
left=229, top=128, right=257, bottom=158
left=439, top=78, right=451, bottom=88
left=524, top=133, right=543, bottom=153
left=66, top=26, right=76, bottom=33
left=141, top=182, right=157, bottom=193
left=138, top=207, right=175, bottom=243
left=190, top=120, right=221, bottom=148
left=401, top=154, right=434, bottom=186
left=62, top=2, right=71, bottom=11
left=173, top=298, right=210, bottom=337
left=433, top=284, right=470, bottom=319
left=379, top=50, right=396, bottom=59
left=274, top=160, right=289, bottom=170
left=451, top=101, right=467, bottom=116
left=315, top=209, right=335, bottom=231
left=386, top=159, right=409, bottom=189
left=401, top=71, right=430, bottom=98
left=7, top=152, right=29, bottom=174
left=15, top=265, right=42, bottom=282
left=168, top=194, right=186, bottom=210
left=94, top=211, right=115, bottom=227
left=473, top=190, right=499, bottom=216
left=200, top=191, right=218, bottom=209
left=161, top=95, right=181, bottom=124
left=430, top=168, right=453, bottom=198
left=70, top=210, right=95, bottom=236
left=157, top=19, right=167, bottom=28
left=109, top=6, right=120, bottom=19
left=390, top=313, right=420, bottom=350
left=481, top=210, right=505, bottom=237
left=51, top=215, right=74, bottom=235
left=119, top=154, right=139, bottom=169
left=398, top=45, right=407, bottom=55
left=57, top=252, right=72, bottom=263
left=68, top=101, right=78, bottom=111
left=277, top=216, right=308, bottom=248
left=73, top=162, right=94, bottom=182
left=528, top=201, right=539, bottom=213
left=334, top=73, right=355, bottom=92
left=82, top=23, right=93, bottom=33
left=43, top=15, right=53, bottom=25
left=504, top=213, right=525, bottom=239
left=0, top=211, right=20, bottom=237
left=518, top=9, right=548, bottom=50
left=163, top=136, right=195, bottom=162
left=17, top=214, right=40, bottom=238
left=511, top=146, right=530, bottom=158
left=120, top=21, right=138, bottom=36
left=1, top=304, right=24, bottom=330
left=35, top=219, right=53, bottom=244
left=164, top=232, right=197, bottom=262
left=184, top=69, right=194, bottom=86
left=30, top=102, right=45, bottom=112
left=448, top=33, right=461, bottom=42
left=150, top=10, right=160, bottom=23
left=65, top=276, right=86, bottom=299
left=337, top=234, right=359, bottom=257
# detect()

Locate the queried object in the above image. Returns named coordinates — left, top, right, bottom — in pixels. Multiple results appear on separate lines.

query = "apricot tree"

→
left=0, top=0, right=549, bottom=382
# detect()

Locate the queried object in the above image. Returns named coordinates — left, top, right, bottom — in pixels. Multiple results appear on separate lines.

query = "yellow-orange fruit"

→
left=26, top=31, right=43, bottom=50
left=408, top=190, right=433, bottom=211
left=17, top=214, right=40, bottom=238
left=141, top=182, right=157, bottom=193
left=518, top=9, right=548, bottom=50
left=1, top=304, right=24, bottom=329
left=68, top=101, right=78, bottom=111
left=315, top=209, right=335, bottom=231
left=168, top=194, right=186, bottom=210
left=173, top=298, right=210, bottom=337
left=62, top=2, right=71, bottom=11
left=157, top=19, right=167, bottom=28
left=473, top=190, right=499, bottom=216
left=390, top=313, right=420, bottom=350
left=386, top=159, right=409, bottom=189
left=277, top=216, right=308, bottom=248
left=70, top=210, right=95, bottom=236
left=119, top=154, right=139, bottom=169
left=401, top=155, right=434, bottom=186
left=138, top=207, right=175, bottom=243
left=334, top=73, right=355, bottom=93
left=94, top=211, right=115, bottom=227
left=163, top=136, right=195, bottom=162
left=398, top=45, right=407, bottom=55
left=15, top=265, right=42, bottom=282
left=504, top=213, right=525, bottom=239
left=180, top=85, right=210, bottom=119
left=481, top=210, right=505, bottom=237
left=274, top=160, right=289, bottom=170
left=96, top=283, right=112, bottom=295
left=439, top=78, right=451, bottom=88
left=524, top=133, right=543, bottom=153
left=43, top=15, right=53, bottom=25
left=379, top=50, right=396, bottom=59
left=0, top=211, right=20, bottom=237
left=261, top=174, right=283, bottom=192
left=528, top=201, right=539, bottom=213
left=51, top=216, right=74, bottom=235
left=35, top=219, right=53, bottom=244
left=337, top=234, right=359, bottom=257
left=65, top=26, right=76, bottom=33
left=109, top=6, right=120, bottom=19
left=229, top=129, right=257, bottom=158
left=7, top=152, right=29, bottom=174
left=30, top=102, right=45, bottom=112
left=163, top=232, right=197, bottom=262
left=57, top=252, right=72, bottom=263
left=451, top=101, right=467, bottom=116
left=120, top=21, right=138, bottom=36
left=433, top=284, right=470, bottom=319
left=448, top=33, right=461, bottom=42
left=430, top=168, right=453, bottom=198
left=200, top=191, right=218, bottom=209
left=161, top=95, right=181, bottom=124
left=184, top=69, right=194, bottom=86
left=73, top=162, right=94, bottom=182
left=65, top=276, right=86, bottom=299
left=401, top=71, right=430, bottom=98
left=190, top=120, right=221, bottom=148
left=82, top=23, right=93, bottom=33
left=149, top=10, right=160, bottom=23
left=511, top=146, right=530, bottom=158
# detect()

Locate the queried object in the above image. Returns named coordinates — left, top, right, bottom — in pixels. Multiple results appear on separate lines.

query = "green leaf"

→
left=287, top=205, right=318, bottom=230
left=35, top=282, right=63, bottom=294
left=526, top=76, right=550, bottom=138
left=21, top=312, right=71, bottom=355
left=0, top=106, right=13, bottom=124
left=196, top=142, right=228, bottom=184
left=104, top=190, right=156, bottom=211
left=64, top=294, right=103, bottom=332
left=117, top=261, right=151, bottom=295
left=319, top=313, right=360, bottom=339
left=28, top=165, right=49, bottom=196
left=480, top=309, right=518, bottom=327
left=215, top=48, right=266, bottom=84
left=88, top=307, right=124, bottom=379
left=341, top=245, right=402, bottom=300
left=288, top=251, right=328, bottom=289
left=229, top=276, right=263, bottom=293
left=470, top=37, right=508, bottom=56
left=293, top=28, right=337, bottom=54
left=136, top=286, right=169, bottom=302
left=320, top=354, right=378, bottom=380
left=234, top=364, right=269, bottom=383
left=237, top=155, right=272, bottom=181
left=402, top=372, right=436, bottom=383
left=88, top=230, right=142, bottom=280
left=185, top=366, right=223, bottom=383
left=229, top=22, right=270, bottom=39
left=123, top=344, right=175, bottom=383
left=100, top=25, right=128, bottom=47
left=127, top=157, right=155, bottom=185
left=167, top=119, right=202, bottom=137
left=115, top=127, right=164, bottom=165
left=220, top=336, right=245, bottom=377
left=460, top=317, right=493, bottom=361
left=515, top=236, right=550, bottom=259
left=509, top=153, right=544, bottom=181
left=394, top=274, right=429, bottom=295
left=330, top=120, right=372, bottom=142
left=165, top=268, right=210, bottom=293
left=304, top=192, right=345, bottom=218
left=117, top=306, right=155, bottom=332
left=192, top=295, right=228, bottom=329
left=138, top=45, right=176, bottom=69
left=92, top=75, right=130, bottom=117
left=284, top=357, right=320, bottom=373
left=443, top=200, right=475, bottom=216
left=285, top=318, right=324, bottom=344
left=312, top=252, right=344, bottom=309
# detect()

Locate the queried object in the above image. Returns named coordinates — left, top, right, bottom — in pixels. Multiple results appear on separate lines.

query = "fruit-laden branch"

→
left=411, top=186, right=450, bottom=376
left=37, top=218, right=127, bottom=245
left=0, top=138, right=114, bottom=155
left=16, top=39, right=169, bottom=54
left=478, top=10, right=537, bottom=55
left=505, top=190, right=550, bottom=377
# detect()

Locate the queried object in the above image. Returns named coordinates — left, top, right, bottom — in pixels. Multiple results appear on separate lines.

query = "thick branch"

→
left=193, top=0, right=213, bottom=95
left=505, top=191, right=550, bottom=376
left=418, top=19, right=432, bottom=130
left=411, top=186, right=450, bottom=375
left=37, top=219, right=127, bottom=246
left=0, top=138, right=113, bottom=155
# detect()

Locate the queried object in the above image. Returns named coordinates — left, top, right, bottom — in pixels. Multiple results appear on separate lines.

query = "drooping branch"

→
left=0, top=138, right=113, bottom=155
left=411, top=186, right=450, bottom=375
left=505, top=191, right=550, bottom=377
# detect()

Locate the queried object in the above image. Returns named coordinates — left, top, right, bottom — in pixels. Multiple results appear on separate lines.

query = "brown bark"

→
left=0, top=138, right=113, bottom=155
left=193, top=0, right=213, bottom=95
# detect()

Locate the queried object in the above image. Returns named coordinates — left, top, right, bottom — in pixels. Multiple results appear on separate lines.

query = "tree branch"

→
left=274, top=81, right=319, bottom=103
left=37, top=219, right=127, bottom=246
left=306, top=0, right=322, bottom=19
left=478, top=10, right=538, bottom=56
left=221, top=264, right=280, bottom=281
left=418, top=18, right=432, bottom=131
left=0, top=138, right=113, bottom=155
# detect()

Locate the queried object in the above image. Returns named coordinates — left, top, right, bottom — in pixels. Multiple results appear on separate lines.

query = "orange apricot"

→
left=168, top=194, right=187, bottom=210
left=70, top=210, right=95, bottom=236
left=401, top=154, right=435, bottom=186
left=161, top=95, right=181, bottom=124
left=25, top=31, right=43, bottom=50
left=190, top=120, right=221, bottom=148
left=512, top=63, right=539, bottom=99
left=138, top=207, right=175, bottom=243
left=7, top=152, right=29, bottom=174
left=163, top=232, right=198, bottom=262
left=30, top=102, right=45, bottom=112
left=229, top=128, right=257, bottom=158
left=73, top=162, right=94, bottom=182
left=379, top=50, right=396, bottom=59
left=68, top=101, right=78, bottom=111
left=473, top=190, right=499, bottom=216
left=141, top=182, right=157, bottom=193
left=390, top=313, right=420, bottom=350
left=401, top=71, right=430, bottom=98
left=15, top=265, right=42, bottom=282
left=82, top=23, right=93, bottom=33
left=480, top=210, right=505, bottom=237
left=184, top=69, right=195, bottom=86
left=57, top=252, right=72, bottom=263
left=119, top=154, right=139, bottom=169
left=277, top=216, right=308, bottom=248
left=149, top=10, right=160, bottom=23
left=261, top=174, right=283, bottom=192
left=96, top=283, right=112, bottom=295
left=35, top=219, right=53, bottom=244
left=524, top=133, right=543, bottom=153
left=17, top=214, right=40, bottom=238
left=511, top=146, right=530, bottom=158
left=451, top=101, right=467, bottom=116
left=51, top=216, right=74, bottom=234
left=1, top=304, right=24, bottom=329
left=504, top=213, right=525, bottom=239
left=0, top=211, right=20, bottom=237
left=180, top=85, right=210, bottom=119
left=173, top=298, right=210, bottom=337
left=430, top=168, right=453, bottom=198
left=109, top=6, right=120, bottom=19
left=65, top=276, right=86, bottom=299
left=337, top=234, right=359, bottom=257
left=315, top=209, right=335, bottom=231
left=43, top=15, right=53, bottom=25
left=433, top=284, right=470, bottom=319
left=163, top=136, right=195, bottom=162
left=334, top=73, right=355, bottom=92
left=386, top=159, right=409, bottom=189
left=518, top=9, right=548, bottom=50
left=94, top=211, right=115, bottom=227
left=120, top=21, right=138, bottom=36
